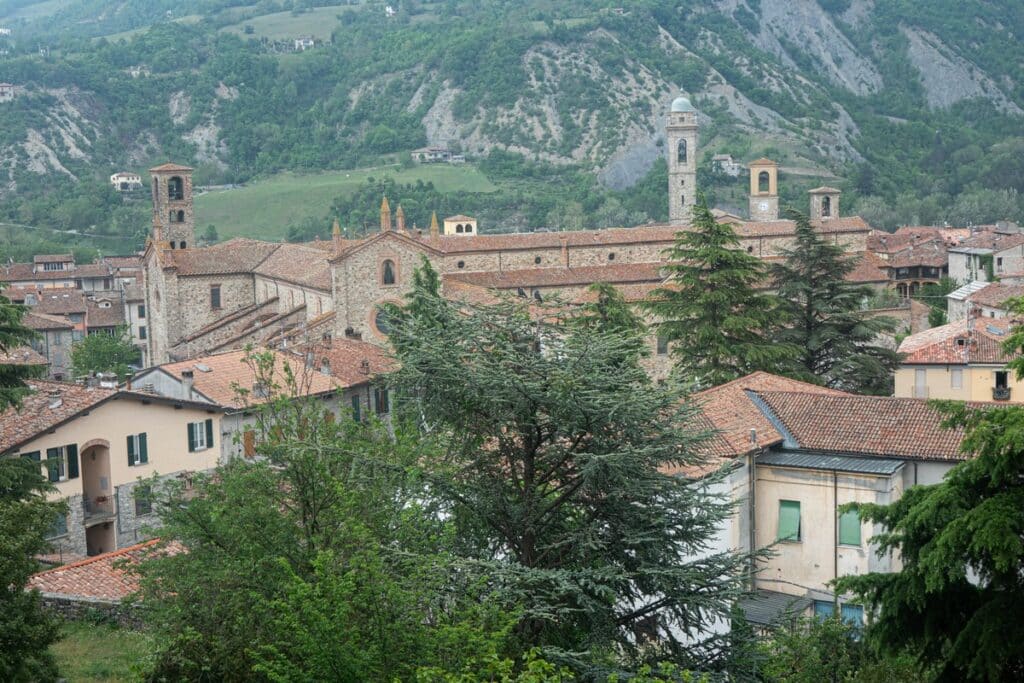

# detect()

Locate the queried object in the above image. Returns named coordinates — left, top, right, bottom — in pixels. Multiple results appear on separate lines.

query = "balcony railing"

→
left=82, top=496, right=115, bottom=525
left=993, top=386, right=1012, bottom=401
left=912, top=386, right=929, bottom=399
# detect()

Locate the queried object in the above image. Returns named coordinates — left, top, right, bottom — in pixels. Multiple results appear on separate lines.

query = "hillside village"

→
left=2, top=87, right=1024, bottom=680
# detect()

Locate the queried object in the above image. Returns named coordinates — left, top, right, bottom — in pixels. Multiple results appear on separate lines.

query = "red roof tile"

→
left=446, top=262, right=664, bottom=289
left=967, top=282, right=1024, bottom=310
left=301, top=338, right=396, bottom=387
left=162, top=238, right=279, bottom=276
left=847, top=251, right=890, bottom=283
left=0, top=381, right=115, bottom=452
left=253, top=242, right=332, bottom=291
left=22, top=311, right=74, bottom=331
left=28, top=540, right=170, bottom=601
left=149, top=162, right=193, bottom=172
left=755, top=391, right=970, bottom=461
left=0, top=345, right=47, bottom=365
left=898, top=317, right=1017, bottom=365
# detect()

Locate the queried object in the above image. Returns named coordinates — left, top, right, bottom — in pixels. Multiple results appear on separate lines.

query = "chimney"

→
left=181, top=369, right=194, bottom=399
left=47, top=389, right=63, bottom=409
left=560, top=237, right=569, bottom=267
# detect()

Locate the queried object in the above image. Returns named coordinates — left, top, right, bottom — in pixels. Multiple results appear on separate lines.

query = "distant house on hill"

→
left=0, top=83, right=14, bottom=102
left=410, top=146, right=452, bottom=163
left=293, top=35, right=316, bottom=51
left=110, top=172, right=143, bottom=192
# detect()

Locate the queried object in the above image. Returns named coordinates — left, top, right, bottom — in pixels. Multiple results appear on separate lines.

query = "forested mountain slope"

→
left=0, top=0, right=1021, bottom=248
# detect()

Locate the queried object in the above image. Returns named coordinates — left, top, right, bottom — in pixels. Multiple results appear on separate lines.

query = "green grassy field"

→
left=219, top=5, right=351, bottom=42
left=194, top=164, right=497, bottom=241
left=52, top=621, right=150, bottom=682
left=1, top=0, right=73, bottom=21
left=100, top=14, right=202, bottom=42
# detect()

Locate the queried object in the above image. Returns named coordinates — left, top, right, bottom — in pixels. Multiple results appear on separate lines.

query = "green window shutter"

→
left=45, top=447, right=60, bottom=482
left=22, top=451, right=40, bottom=461
left=778, top=500, right=801, bottom=541
left=66, top=444, right=78, bottom=479
left=139, top=433, right=148, bottom=464
left=187, top=423, right=196, bottom=452
left=351, top=395, right=360, bottom=422
left=839, top=509, right=861, bottom=546
left=204, top=419, right=214, bottom=449
left=127, top=435, right=136, bottom=465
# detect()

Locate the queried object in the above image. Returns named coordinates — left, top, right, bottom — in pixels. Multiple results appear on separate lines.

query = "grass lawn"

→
left=52, top=621, right=150, bottom=682
left=99, top=15, right=203, bottom=42
left=219, top=5, right=352, bottom=42
left=1, top=0, right=74, bottom=21
left=195, top=164, right=497, bottom=241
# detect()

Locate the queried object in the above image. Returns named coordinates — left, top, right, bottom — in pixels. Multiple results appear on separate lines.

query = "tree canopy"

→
left=0, top=293, right=42, bottom=410
left=70, top=326, right=139, bottom=380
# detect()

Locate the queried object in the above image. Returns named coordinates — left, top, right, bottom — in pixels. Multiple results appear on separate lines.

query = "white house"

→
left=110, top=172, right=143, bottom=192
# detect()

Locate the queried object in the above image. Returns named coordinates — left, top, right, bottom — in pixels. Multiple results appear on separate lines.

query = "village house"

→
left=947, top=281, right=1024, bottom=322
left=130, top=340, right=392, bottom=461
left=22, top=311, right=75, bottom=380
left=109, top=172, right=143, bottom=192
left=947, top=231, right=1024, bottom=284
left=686, top=372, right=973, bottom=629
left=895, top=317, right=1022, bottom=402
left=1, top=254, right=115, bottom=291
left=1, top=380, right=224, bottom=557
left=0, top=82, right=14, bottom=102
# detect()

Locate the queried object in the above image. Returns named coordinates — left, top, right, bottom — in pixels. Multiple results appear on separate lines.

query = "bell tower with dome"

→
left=667, top=96, right=698, bottom=225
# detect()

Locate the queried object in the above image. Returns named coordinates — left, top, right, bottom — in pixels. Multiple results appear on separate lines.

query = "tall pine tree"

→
left=770, top=211, right=900, bottom=394
left=387, top=261, right=757, bottom=675
left=644, top=196, right=797, bottom=386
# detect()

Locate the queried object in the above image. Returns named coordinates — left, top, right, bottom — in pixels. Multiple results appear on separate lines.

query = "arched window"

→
left=456, top=224, right=464, bottom=233
left=179, top=241, right=187, bottom=249
left=176, top=210, right=185, bottom=223
left=382, top=259, right=396, bottom=285
left=677, top=139, right=687, bottom=163
left=465, top=224, right=473, bottom=233
left=168, top=176, right=184, bottom=200
left=822, top=196, right=832, bottom=217
left=534, top=256, right=542, bottom=265
left=169, top=241, right=176, bottom=250
left=758, top=171, right=770, bottom=193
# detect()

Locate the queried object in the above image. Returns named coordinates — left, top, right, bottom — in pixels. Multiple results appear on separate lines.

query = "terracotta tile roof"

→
left=440, top=278, right=504, bottom=306
left=102, top=255, right=144, bottom=269
left=755, top=391, right=970, bottom=461
left=22, top=311, right=74, bottom=331
left=301, top=338, right=396, bottom=387
left=252, top=242, right=332, bottom=291
left=33, top=254, right=73, bottom=264
left=808, top=186, right=841, bottom=193
left=870, top=228, right=970, bottom=254
left=0, top=380, right=116, bottom=452
left=571, top=282, right=661, bottom=304
left=898, top=317, right=1017, bottom=364
left=688, top=372, right=849, bottom=459
left=847, top=251, right=890, bottom=283
left=28, top=540, right=163, bottom=601
left=162, top=238, right=279, bottom=276
left=86, top=298, right=126, bottom=328
left=149, top=162, right=193, bottom=172
left=444, top=214, right=475, bottom=221
left=0, top=345, right=47, bottom=365
left=952, top=231, right=1024, bottom=253
left=446, top=262, right=664, bottom=289
left=0, top=262, right=111, bottom=283
left=150, top=348, right=340, bottom=409
left=887, top=240, right=949, bottom=268
left=33, top=290, right=88, bottom=315
left=123, top=284, right=145, bottom=302
left=967, top=282, right=1024, bottom=309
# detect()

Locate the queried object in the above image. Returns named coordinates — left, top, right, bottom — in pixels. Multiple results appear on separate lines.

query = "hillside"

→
left=0, top=0, right=1021, bottom=251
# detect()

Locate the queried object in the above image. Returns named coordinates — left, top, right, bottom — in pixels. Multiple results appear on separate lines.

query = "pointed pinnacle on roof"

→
left=380, top=196, right=390, bottom=212
left=332, top=218, right=341, bottom=238
left=429, top=211, right=439, bottom=237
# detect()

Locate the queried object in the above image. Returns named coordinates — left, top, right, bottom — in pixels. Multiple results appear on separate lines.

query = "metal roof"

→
left=757, top=450, right=905, bottom=475
left=947, top=280, right=989, bottom=301
left=738, top=590, right=812, bottom=626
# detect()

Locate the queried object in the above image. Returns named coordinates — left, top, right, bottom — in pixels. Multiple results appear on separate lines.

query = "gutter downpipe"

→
left=748, top=429, right=757, bottom=590
left=834, top=469, right=839, bottom=611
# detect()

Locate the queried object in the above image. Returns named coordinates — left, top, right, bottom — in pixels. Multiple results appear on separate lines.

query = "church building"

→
left=142, top=100, right=873, bottom=367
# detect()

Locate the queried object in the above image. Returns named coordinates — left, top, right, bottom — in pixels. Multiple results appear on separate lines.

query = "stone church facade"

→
left=143, top=101, right=872, bottom=367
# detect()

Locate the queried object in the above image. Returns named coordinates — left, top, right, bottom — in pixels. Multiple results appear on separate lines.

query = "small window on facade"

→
left=996, top=370, right=1009, bottom=389
left=45, top=445, right=78, bottom=482
left=139, top=325, right=147, bottom=340
left=608, top=252, right=615, bottom=261
left=822, top=196, right=832, bottom=217
left=374, top=387, right=390, bottom=414
left=951, top=368, right=963, bottom=389
left=382, top=259, right=396, bottom=285
left=778, top=500, right=801, bottom=541
left=677, top=139, right=687, bottom=164
left=127, top=433, right=149, bottom=466
left=758, top=171, right=770, bottom=193
left=534, top=256, right=542, bottom=265
left=210, top=285, right=221, bottom=309
left=135, top=484, right=153, bottom=516
left=138, top=304, right=146, bottom=319
left=656, top=335, right=669, bottom=356
left=747, top=246, right=754, bottom=253
left=456, top=224, right=464, bottom=234
left=457, top=261, right=465, bottom=269
left=187, top=419, right=214, bottom=452
left=997, top=257, right=1003, bottom=270
left=680, top=193, right=685, bottom=208
left=351, top=394, right=361, bottom=422
left=838, top=508, right=860, bottom=546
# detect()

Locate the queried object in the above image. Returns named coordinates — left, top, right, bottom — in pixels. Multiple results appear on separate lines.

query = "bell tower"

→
left=809, top=186, right=841, bottom=220
left=748, top=158, right=779, bottom=221
left=667, top=96, right=698, bottom=225
left=149, top=162, right=195, bottom=249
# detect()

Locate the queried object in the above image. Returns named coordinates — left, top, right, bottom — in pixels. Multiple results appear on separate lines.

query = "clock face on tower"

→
left=758, top=201, right=769, bottom=212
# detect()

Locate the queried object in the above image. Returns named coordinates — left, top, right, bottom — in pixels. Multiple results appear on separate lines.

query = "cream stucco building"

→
left=1, top=380, right=223, bottom=557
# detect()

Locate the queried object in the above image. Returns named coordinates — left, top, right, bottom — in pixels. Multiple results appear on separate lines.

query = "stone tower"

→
left=809, top=186, right=841, bottom=220
left=667, top=96, right=698, bottom=225
left=149, top=162, right=195, bottom=249
left=748, top=158, right=779, bottom=222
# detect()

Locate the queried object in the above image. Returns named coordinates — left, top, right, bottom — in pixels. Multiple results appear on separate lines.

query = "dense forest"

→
left=0, top=0, right=1021, bottom=256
